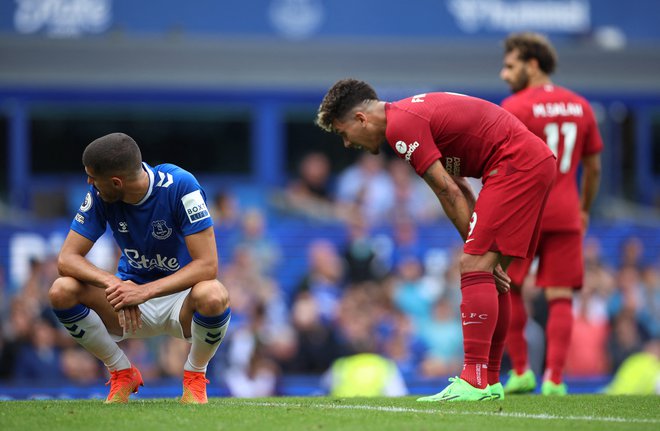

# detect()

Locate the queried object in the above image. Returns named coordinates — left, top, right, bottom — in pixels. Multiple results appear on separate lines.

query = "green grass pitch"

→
left=1, top=395, right=658, bottom=431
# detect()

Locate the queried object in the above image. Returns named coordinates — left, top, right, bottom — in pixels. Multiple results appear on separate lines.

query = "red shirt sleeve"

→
left=386, top=105, right=441, bottom=177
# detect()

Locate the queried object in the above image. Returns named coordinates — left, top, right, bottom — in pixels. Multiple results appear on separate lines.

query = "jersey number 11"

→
left=544, top=122, right=577, bottom=174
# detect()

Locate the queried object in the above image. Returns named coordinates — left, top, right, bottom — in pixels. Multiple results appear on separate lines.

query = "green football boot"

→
left=503, top=369, right=537, bottom=394
left=489, top=382, right=504, bottom=400
left=541, top=380, right=568, bottom=396
left=417, top=377, right=492, bottom=402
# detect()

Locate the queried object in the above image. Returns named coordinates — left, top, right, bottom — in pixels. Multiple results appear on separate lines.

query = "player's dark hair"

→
left=316, top=79, right=379, bottom=133
left=504, top=32, right=557, bottom=75
left=82, top=132, right=143, bottom=178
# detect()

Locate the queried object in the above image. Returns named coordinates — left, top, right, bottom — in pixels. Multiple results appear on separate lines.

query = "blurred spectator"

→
left=60, top=347, right=103, bottom=384
left=378, top=308, right=425, bottom=376
left=293, top=239, right=345, bottom=323
left=272, top=152, right=339, bottom=221
left=220, top=244, right=288, bottom=331
left=386, top=218, right=424, bottom=275
left=228, top=208, right=282, bottom=276
left=222, top=302, right=281, bottom=397
left=639, top=265, right=660, bottom=339
left=13, top=318, right=63, bottom=381
left=607, top=266, right=645, bottom=332
left=335, top=153, right=395, bottom=225
left=211, top=190, right=241, bottom=232
left=118, top=338, right=160, bottom=381
left=418, top=294, right=464, bottom=378
left=564, top=279, right=611, bottom=376
left=3, top=296, right=34, bottom=366
left=280, top=292, right=347, bottom=374
left=341, top=215, right=387, bottom=284
left=21, top=257, right=59, bottom=313
left=583, top=237, right=616, bottom=296
left=388, top=159, right=443, bottom=223
left=157, top=337, right=190, bottom=379
left=224, top=337, right=280, bottom=397
left=334, top=284, right=385, bottom=355
left=606, top=339, right=660, bottom=395
left=0, top=328, right=13, bottom=380
left=322, top=352, right=408, bottom=397
left=391, top=254, right=443, bottom=327
left=608, top=312, right=644, bottom=372
left=619, top=236, right=645, bottom=269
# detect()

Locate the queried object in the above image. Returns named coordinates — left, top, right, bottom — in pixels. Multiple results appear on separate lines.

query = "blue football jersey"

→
left=71, top=162, right=214, bottom=284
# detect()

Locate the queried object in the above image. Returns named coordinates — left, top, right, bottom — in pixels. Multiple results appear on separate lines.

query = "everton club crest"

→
left=151, top=220, right=172, bottom=240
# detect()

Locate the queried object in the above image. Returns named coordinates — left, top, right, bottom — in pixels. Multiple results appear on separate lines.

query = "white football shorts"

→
left=110, top=288, right=192, bottom=343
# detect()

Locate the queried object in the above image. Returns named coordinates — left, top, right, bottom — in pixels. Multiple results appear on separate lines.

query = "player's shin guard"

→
left=507, top=290, right=529, bottom=375
left=545, top=298, right=573, bottom=384
left=459, top=272, right=498, bottom=389
left=185, top=307, right=231, bottom=373
left=488, top=291, right=510, bottom=385
left=53, top=304, right=130, bottom=371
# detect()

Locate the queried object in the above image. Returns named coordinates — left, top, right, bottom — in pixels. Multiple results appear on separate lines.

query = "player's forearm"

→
left=142, top=258, right=218, bottom=300
left=454, top=176, right=477, bottom=214
left=439, top=192, right=472, bottom=241
left=425, top=172, right=471, bottom=241
left=581, top=175, right=600, bottom=213
left=580, top=157, right=601, bottom=213
left=57, top=253, right=119, bottom=289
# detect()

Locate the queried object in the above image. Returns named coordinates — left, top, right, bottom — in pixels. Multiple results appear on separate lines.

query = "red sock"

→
left=488, top=291, right=510, bottom=385
left=545, top=298, right=573, bottom=384
left=459, top=271, right=498, bottom=389
left=507, top=289, right=528, bottom=375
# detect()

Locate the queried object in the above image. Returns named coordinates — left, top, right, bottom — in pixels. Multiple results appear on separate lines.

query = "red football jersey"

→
left=384, top=92, right=553, bottom=184
left=502, top=85, right=604, bottom=231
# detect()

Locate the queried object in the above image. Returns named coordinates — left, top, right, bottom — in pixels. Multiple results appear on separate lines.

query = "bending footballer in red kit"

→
left=316, top=78, right=556, bottom=401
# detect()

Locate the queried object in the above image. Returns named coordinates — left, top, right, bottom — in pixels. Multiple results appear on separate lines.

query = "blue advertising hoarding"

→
left=0, top=0, right=658, bottom=42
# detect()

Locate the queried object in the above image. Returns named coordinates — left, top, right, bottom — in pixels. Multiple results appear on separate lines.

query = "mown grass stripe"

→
left=232, top=401, right=660, bottom=425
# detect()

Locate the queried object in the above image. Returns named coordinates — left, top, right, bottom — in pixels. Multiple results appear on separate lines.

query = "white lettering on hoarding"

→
left=14, top=0, right=111, bottom=37
left=448, top=0, right=590, bottom=33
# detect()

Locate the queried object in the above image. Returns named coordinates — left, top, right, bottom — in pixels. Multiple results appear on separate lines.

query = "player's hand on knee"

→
left=106, top=279, right=146, bottom=310
left=494, top=264, right=511, bottom=293
left=118, top=306, right=142, bottom=334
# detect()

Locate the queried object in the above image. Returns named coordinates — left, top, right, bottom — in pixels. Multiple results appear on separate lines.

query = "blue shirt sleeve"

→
left=173, top=169, right=213, bottom=236
left=69, top=187, right=107, bottom=242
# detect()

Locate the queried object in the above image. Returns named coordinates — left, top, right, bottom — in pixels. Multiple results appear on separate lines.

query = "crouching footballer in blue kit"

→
left=49, top=132, right=231, bottom=404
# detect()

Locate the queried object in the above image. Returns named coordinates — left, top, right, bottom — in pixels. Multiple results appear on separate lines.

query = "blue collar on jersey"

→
left=133, top=162, right=155, bottom=206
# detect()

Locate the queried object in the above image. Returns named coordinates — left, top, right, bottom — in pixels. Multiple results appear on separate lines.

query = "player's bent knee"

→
left=460, top=255, right=490, bottom=274
left=545, top=287, right=573, bottom=301
left=191, top=279, right=230, bottom=315
left=48, top=277, right=82, bottom=308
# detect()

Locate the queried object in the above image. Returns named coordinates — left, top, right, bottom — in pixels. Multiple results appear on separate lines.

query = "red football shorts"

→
left=463, top=156, right=555, bottom=259
left=507, top=230, right=584, bottom=289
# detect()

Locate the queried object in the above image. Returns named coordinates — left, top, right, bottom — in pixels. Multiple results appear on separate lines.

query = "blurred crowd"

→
left=0, top=152, right=659, bottom=396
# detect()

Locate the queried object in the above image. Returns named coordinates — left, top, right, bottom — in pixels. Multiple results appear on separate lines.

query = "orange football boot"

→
left=180, top=370, right=210, bottom=404
left=105, top=365, right=144, bottom=403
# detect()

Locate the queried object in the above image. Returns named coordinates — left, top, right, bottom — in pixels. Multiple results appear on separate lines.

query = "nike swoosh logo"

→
left=463, top=321, right=483, bottom=325
left=465, top=238, right=475, bottom=243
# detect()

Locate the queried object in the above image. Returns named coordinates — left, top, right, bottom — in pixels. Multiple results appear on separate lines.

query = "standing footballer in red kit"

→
left=316, top=78, right=556, bottom=401
left=500, top=33, right=603, bottom=396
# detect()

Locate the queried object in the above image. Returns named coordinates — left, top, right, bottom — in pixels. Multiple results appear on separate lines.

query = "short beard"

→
left=511, top=70, right=530, bottom=93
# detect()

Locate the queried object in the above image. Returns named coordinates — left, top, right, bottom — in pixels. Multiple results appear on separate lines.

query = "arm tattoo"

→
left=425, top=172, right=457, bottom=205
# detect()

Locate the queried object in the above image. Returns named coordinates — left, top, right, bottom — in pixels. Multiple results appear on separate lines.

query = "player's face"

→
left=85, top=167, right=123, bottom=203
left=333, top=114, right=381, bottom=155
left=500, top=50, right=530, bottom=93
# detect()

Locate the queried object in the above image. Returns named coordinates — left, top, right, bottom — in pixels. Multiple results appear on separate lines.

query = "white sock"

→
left=185, top=308, right=231, bottom=373
left=54, top=304, right=130, bottom=371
